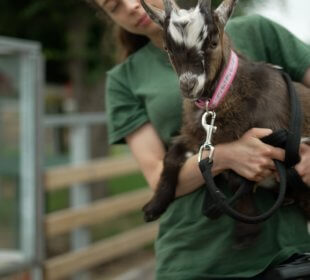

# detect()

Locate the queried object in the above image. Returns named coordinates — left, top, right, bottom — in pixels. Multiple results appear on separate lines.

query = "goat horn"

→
left=198, top=0, right=212, bottom=12
left=163, top=0, right=172, bottom=14
left=215, top=0, right=238, bottom=26
left=163, top=0, right=179, bottom=14
left=140, top=0, right=165, bottom=26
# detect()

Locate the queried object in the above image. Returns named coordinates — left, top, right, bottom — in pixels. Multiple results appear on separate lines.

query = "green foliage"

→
left=106, top=172, right=147, bottom=196
left=0, top=0, right=255, bottom=84
left=91, top=211, right=144, bottom=241
left=0, top=0, right=114, bottom=83
left=45, top=172, right=147, bottom=213
left=46, top=189, right=69, bottom=213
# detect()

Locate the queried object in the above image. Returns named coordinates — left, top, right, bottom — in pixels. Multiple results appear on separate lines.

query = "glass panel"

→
left=0, top=55, right=20, bottom=251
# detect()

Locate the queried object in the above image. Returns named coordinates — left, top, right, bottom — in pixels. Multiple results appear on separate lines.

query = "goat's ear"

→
left=164, top=0, right=179, bottom=14
left=140, top=0, right=165, bottom=27
left=214, top=0, right=238, bottom=26
left=198, top=0, right=211, bottom=15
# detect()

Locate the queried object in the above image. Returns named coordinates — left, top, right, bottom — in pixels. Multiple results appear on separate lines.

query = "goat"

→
left=141, top=0, right=310, bottom=248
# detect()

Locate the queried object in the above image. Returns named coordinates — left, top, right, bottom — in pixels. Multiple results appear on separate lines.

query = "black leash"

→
left=199, top=71, right=306, bottom=224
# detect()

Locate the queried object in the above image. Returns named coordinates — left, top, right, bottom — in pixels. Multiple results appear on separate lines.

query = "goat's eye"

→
left=163, top=46, right=168, bottom=52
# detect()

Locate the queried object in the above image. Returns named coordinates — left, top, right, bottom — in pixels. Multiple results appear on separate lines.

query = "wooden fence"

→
left=43, top=155, right=158, bottom=280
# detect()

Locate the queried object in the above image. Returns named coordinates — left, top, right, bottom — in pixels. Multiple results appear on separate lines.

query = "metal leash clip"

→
left=198, top=104, right=217, bottom=163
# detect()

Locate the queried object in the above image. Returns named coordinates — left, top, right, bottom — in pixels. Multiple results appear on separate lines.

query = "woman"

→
left=88, top=0, right=310, bottom=279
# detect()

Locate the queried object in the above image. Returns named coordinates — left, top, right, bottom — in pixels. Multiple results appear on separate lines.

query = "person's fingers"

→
left=246, top=128, right=273, bottom=139
left=299, top=143, right=308, bottom=154
left=247, top=166, right=274, bottom=182
left=295, top=161, right=305, bottom=177
left=242, top=128, right=285, bottom=161
left=294, top=144, right=310, bottom=183
left=257, top=157, right=276, bottom=170
left=265, top=145, right=285, bottom=162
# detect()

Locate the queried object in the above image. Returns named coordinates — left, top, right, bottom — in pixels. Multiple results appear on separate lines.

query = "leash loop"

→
left=198, top=104, right=217, bottom=163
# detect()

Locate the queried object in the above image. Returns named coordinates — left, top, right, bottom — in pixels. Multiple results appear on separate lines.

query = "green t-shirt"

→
left=226, top=15, right=310, bottom=82
left=106, top=15, right=310, bottom=279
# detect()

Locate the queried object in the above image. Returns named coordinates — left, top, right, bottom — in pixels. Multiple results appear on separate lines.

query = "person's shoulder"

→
left=228, top=14, right=270, bottom=27
left=107, top=43, right=153, bottom=79
left=227, top=14, right=277, bottom=40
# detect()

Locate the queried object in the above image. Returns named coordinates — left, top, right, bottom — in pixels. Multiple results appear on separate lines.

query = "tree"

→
left=0, top=0, right=113, bottom=199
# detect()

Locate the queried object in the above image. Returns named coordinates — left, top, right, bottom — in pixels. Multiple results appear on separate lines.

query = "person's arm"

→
left=126, top=124, right=285, bottom=197
left=296, top=143, right=310, bottom=186
left=294, top=68, right=310, bottom=185
left=126, top=123, right=165, bottom=191
left=302, top=67, right=310, bottom=88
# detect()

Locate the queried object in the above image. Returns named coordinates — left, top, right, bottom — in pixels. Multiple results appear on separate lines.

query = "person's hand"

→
left=219, top=128, right=285, bottom=182
left=295, top=143, right=310, bottom=186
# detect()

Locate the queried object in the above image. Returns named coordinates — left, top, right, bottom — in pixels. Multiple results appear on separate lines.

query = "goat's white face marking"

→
left=180, top=72, right=206, bottom=98
left=168, top=7, right=208, bottom=50
left=195, top=73, right=206, bottom=96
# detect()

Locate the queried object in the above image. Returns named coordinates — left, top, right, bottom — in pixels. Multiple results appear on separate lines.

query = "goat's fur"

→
left=141, top=0, right=310, bottom=248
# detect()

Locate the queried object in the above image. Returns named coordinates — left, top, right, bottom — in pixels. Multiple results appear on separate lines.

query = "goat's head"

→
left=141, top=0, right=238, bottom=100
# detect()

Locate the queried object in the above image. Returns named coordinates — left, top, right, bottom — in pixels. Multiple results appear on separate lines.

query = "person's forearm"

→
left=175, top=128, right=286, bottom=197
left=302, top=67, right=310, bottom=88
left=175, top=144, right=228, bottom=197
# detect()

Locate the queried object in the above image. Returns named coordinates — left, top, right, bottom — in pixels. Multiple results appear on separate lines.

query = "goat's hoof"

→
left=142, top=201, right=163, bottom=222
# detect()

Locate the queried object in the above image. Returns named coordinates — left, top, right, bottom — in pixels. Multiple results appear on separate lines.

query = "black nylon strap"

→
left=202, top=175, right=252, bottom=219
left=281, top=72, right=302, bottom=167
left=199, top=158, right=287, bottom=224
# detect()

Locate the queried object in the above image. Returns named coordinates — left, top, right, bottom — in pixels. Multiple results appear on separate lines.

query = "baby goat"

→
left=141, top=0, right=310, bottom=247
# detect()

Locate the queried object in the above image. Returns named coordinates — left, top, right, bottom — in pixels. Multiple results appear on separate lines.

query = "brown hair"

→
left=115, top=27, right=149, bottom=61
left=85, top=0, right=150, bottom=62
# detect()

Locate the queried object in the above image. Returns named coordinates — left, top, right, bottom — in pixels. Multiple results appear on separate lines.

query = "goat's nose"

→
left=180, top=77, right=197, bottom=95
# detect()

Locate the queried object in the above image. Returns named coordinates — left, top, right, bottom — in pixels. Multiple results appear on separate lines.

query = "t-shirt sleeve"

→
left=105, top=70, right=149, bottom=145
left=227, top=15, right=310, bottom=82
left=257, top=15, right=310, bottom=81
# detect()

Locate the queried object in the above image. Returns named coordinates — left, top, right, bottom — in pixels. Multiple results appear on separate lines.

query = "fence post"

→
left=70, top=124, right=91, bottom=280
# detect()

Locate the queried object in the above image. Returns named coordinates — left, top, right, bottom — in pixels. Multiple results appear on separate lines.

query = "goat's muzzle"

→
left=179, top=75, right=198, bottom=98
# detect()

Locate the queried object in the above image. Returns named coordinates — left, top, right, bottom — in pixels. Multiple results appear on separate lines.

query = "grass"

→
left=105, top=171, right=147, bottom=196
left=45, top=172, right=147, bottom=212
left=91, top=210, right=144, bottom=241
left=46, top=188, right=70, bottom=213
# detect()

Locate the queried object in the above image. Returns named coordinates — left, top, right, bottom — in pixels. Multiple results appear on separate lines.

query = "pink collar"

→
left=195, top=50, right=239, bottom=110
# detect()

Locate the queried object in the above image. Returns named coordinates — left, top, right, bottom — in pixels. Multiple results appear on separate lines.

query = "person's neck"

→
left=149, top=31, right=164, bottom=49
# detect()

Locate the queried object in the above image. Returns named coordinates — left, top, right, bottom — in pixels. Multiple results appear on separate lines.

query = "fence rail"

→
left=45, top=155, right=140, bottom=191
left=45, top=188, right=151, bottom=237
left=43, top=155, right=157, bottom=280
left=44, top=223, right=157, bottom=280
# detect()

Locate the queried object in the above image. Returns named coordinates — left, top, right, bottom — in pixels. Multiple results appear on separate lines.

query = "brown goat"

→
left=141, top=0, right=310, bottom=248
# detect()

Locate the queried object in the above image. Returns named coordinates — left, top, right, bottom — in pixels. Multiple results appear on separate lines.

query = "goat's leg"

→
left=228, top=175, right=261, bottom=249
left=143, top=140, right=189, bottom=222
left=233, top=193, right=262, bottom=250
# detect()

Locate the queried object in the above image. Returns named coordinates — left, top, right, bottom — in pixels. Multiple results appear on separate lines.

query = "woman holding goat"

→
left=87, top=0, right=310, bottom=279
